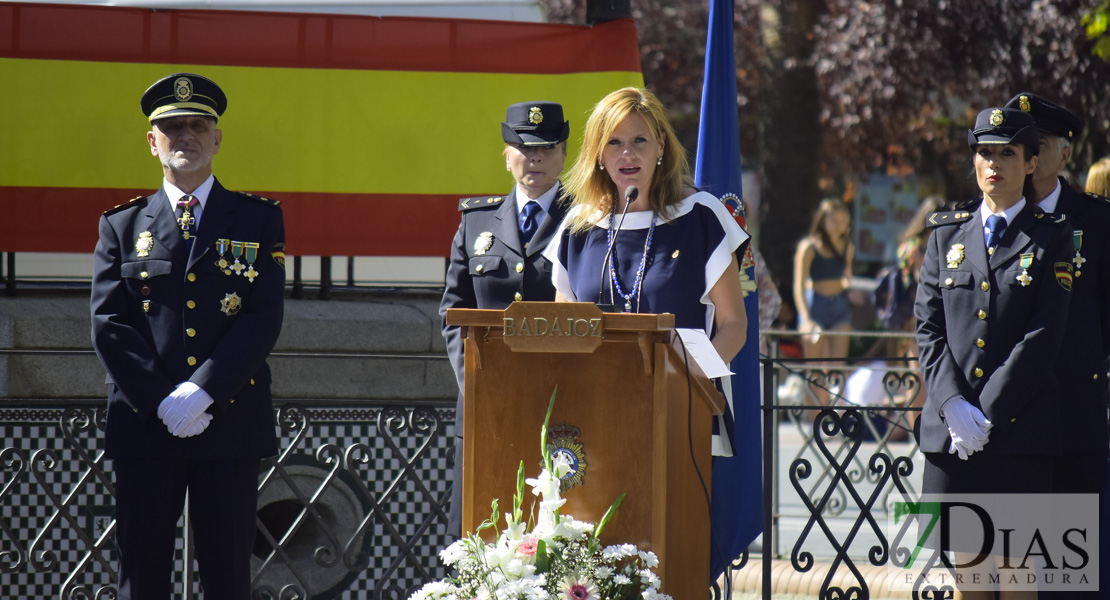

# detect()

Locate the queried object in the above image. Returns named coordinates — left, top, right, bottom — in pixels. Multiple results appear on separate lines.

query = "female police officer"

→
left=438, top=101, right=571, bottom=536
left=914, top=107, right=1073, bottom=598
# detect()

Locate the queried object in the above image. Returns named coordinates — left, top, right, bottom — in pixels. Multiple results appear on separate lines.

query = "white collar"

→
left=515, top=182, right=559, bottom=215
left=1036, top=179, right=1063, bottom=213
left=164, top=175, right=215, bottom=211
left=578, top=191, right=716, bottom=230
left=979, top=197, right=1026, bottom=227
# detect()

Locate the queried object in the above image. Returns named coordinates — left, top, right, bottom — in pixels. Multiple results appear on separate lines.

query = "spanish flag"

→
left=0, top=3, right=642, bottom=256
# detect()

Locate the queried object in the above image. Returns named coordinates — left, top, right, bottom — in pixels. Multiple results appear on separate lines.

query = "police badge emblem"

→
left=135, top=231, right=154, bottom=257
left=1018, top=95, right=1031, bottom=113
left=474, top=232, right=494, bottom=256
left=528, top=106, right=544, bottom=125
left=174, top=76, right=193, bottom=101
left=545, top=424, right=587, bottom=493
left=946, top=244, right=965, bottom=269
left=989, top=109, right=1004, bottom=127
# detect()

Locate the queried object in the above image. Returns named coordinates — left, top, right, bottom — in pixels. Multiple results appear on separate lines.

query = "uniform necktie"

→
left=984, top=214, right=1007, bottom=254
left=520, top=201, right=542, bottom=246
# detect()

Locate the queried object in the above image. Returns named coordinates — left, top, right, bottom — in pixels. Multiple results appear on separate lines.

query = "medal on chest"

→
left=1016, top=253, right=1033, bottom=287
left=1072, top=230, right=1085, bottom=277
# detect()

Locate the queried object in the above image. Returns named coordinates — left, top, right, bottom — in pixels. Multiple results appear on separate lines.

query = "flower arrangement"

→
left=413, top=389, right=671, bottom=600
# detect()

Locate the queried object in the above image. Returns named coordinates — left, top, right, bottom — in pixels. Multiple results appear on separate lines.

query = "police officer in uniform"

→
left=915, top=107, right=1073, bottom=597
left=439, top=101, right=571, bottom=537
left=91, top=73, right=285, bottom=599
left=1004, top=93, right=1110, bottom=599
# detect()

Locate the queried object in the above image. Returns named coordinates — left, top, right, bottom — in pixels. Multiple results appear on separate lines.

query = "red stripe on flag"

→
left=0, top=3, right=641, bottom=74
left=0, top=186, right=472, bottom=257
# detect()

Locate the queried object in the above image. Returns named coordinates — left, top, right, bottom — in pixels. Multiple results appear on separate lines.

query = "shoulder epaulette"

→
left=925, top=210, right=974, bottom=227
left=459, top=196, right=505, bottom=211
left=1084, top=191, right=1110, bottom=207
left=237, top=191, right=280, bottom=206
left=1033, top=211, right=1068, bottom=224
left=103, top=196, right=146, bottom=216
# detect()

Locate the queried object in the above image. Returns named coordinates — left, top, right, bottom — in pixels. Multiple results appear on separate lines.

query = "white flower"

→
left=593, top=566, right=612, bottom=579
left=602, top=544, right=638, bottom=560
left=439, top=540, right=469, bottom=566
left=637, top=550, right=660, bottom=568
left=551, top=452, right=573, bottom=479
left=502, top=515, right=527, bottom=541
left=613, top=574, right=632, bottom=585
left=411, top=580, right=454, bottom=600
left=638, top=569, right=661, bottom=588
left=525, top=468, right=562, bottom=501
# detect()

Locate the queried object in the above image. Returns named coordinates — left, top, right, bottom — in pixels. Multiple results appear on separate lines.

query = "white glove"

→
left=158, top=382, right=214, bottom=438
left=947, top=433, right=978, bottom=460
left=942, top=397, right=992, bottom=454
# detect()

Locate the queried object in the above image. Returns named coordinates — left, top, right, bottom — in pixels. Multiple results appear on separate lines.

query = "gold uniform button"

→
left=514, top=292, right=522, bottom=301
left=133, top=408, right=139, bottom=414
left=475, top=264, right=484, bottom=273
left=974, top=367, right=984, bottom=377
left=944, top=277, right=954, bottom=287
left=981, top=281, right=989, bottom=291
left=250, top=379, right=256, bottom=385
left=976, top=338, right=985, bottom=348
left=515, top=262, right=524, bottom=273
left=978, top=309, right=987, bottom=320
left=187, top=273, right=196, bottom=282
left=1010, top=418, right=1017, bottom=423
left=1095, top=374, right=1101, bottom=381
left=187, top=356, right=197, bottom=366
left=140, top=271, right=149, bottom=279
left=230, top=398, right=236, bottom=404
left=186, top=328, right=196, bottom=337
left=187, top=300, right=196, bottom=309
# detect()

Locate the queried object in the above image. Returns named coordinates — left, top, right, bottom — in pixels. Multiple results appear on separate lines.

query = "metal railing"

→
left=0, top=335, right=939, bottom=599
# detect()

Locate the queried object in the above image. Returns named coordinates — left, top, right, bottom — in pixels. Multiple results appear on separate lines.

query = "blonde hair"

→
left=1086, top=158, right=1110, bottom=197
left=562, top=87, right=693, bottom=233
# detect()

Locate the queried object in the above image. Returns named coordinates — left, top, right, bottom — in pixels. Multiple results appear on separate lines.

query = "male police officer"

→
left=1005, top=93, right=1110, bottom=595
left=91, top=73, right=285, bottom=599
left=439, top=101, right=571, bottom=537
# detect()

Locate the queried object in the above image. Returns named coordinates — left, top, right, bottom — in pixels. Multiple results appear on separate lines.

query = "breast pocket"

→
left=469, top=256, right=504, bottom=277
left=937, top=270, right=972, bottom=290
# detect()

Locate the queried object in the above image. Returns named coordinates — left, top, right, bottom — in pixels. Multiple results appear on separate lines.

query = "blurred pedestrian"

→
left=1085, top=156, right=1110, bottom=197
left=792, top=198, right=853, bottom=365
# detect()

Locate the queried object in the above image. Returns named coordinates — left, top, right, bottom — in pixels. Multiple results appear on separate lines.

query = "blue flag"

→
left=693, top=0, right=764, bottom=581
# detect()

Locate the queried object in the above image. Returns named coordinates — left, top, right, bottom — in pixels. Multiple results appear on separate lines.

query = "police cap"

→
left=1003, top=92, right=1082, bottom=142
left=141, top=73, right=227, bottom=122
left=967, top=107, right=1038, bottom=152
left=501, top=101, right=569, bottom=147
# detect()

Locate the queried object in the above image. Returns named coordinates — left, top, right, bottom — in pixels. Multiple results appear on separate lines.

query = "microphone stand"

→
left=596, top=186, right=638, bottom=312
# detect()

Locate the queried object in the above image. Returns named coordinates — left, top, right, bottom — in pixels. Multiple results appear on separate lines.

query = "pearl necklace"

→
left=607, top=210, right=657, bottom=313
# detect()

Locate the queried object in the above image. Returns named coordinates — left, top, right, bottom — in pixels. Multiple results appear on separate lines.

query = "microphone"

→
left=597, top=186, right=639, bottom=310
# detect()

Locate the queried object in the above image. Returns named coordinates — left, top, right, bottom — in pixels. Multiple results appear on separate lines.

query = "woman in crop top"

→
left=793, top=197, right=854, bottom=363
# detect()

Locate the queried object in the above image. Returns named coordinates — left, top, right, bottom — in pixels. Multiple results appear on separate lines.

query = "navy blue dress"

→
left=544, top=191, right=749, bottom=455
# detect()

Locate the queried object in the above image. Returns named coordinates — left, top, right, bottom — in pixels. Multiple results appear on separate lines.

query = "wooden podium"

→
left=446, top=302, right=726, bottom=599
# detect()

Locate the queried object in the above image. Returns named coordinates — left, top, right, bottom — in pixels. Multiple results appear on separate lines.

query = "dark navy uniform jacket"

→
left=91, top=179, right=285, bottom=459
left=915, top=203, right=1073, bottom=455
left=1050, top=179, right=1110, bottom=455
left=439, top=186, right=570, bottom=424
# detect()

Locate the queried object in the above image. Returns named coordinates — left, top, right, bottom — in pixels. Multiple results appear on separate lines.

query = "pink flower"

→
left=561, top=575, right=599, bottom=600
left=517, top=537, right=538, bottom=557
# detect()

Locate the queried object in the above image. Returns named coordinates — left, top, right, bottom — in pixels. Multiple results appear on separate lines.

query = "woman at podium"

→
left=543, top=87, right=749, bottom=458
left=543, top=87, right=749, bottom=365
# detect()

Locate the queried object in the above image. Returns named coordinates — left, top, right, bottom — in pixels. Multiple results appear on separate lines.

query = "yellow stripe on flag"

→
left=0, top=58, right=642, bottom=193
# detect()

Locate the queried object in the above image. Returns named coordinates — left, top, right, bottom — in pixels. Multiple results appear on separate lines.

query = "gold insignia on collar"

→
left=529, top=106, right=543, bottom=125
left=1018, top=95, right=1031, bottom=112
left=989, top=109, right=1004, bottom=127
left=474, top=232, right=494, bottom=256
left=946, top=243, right=965, bottom=269
left=220, top=292, right=242, bottom=316
left=672, top=250, right=680, bottom=259
left=135, top=231, right=154, bottom=257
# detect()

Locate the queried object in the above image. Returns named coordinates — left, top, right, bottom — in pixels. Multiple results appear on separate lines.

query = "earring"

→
left=657, top=156, right=663, bottom=165
left=598, top=162, right=605, bottom=171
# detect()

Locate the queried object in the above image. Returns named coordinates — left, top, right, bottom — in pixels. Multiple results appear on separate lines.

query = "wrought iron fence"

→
left=0, top=335, right=934, bottom=599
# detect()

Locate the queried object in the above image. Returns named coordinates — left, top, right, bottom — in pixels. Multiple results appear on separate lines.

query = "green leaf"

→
left=593, top=492, right=626, bottom=539
left=540, top=386, right=558, bottom=472
left=476, top=498, right=499, bottom=534
left=535, top=539, right=549, bottom=573
left=512, top=461, right=526, bottom=524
